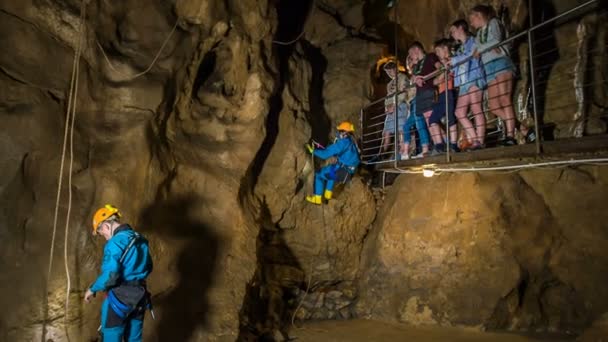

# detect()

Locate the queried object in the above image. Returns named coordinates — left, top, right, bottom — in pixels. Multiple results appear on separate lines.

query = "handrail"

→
left=362, top=0, right=599, bottom=112
left=421, top=0, right=598, bottom=84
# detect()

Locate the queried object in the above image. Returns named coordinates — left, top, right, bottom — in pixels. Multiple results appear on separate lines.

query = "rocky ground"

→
left=288, top=319, right=573, bottom=342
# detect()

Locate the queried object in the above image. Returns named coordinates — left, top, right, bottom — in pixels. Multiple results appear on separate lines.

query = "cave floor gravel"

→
left=289, top=319, right=574, bottom=341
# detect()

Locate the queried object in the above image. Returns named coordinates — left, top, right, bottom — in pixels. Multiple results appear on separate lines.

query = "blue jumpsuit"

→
left=90, top=225, right=153, bottom=342
left=312, top=136, right=360, bottom=195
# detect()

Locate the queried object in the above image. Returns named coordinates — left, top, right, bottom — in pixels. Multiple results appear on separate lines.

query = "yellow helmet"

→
left=375, top=55, right=406, bottom=76
left=92, top=204, right=121, bottom=235
left=337, top=121, right=355, bottom=133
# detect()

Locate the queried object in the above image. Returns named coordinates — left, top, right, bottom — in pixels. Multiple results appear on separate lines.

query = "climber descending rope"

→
left=291, top=122, right=361, bottom=326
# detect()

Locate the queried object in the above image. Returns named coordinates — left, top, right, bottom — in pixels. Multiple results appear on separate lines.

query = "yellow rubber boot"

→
left=324, top=190, right=333, bottom=201
left=306, top=195, right=322, bottom=205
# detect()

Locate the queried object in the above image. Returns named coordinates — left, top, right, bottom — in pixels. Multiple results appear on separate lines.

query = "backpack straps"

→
left=119, top=232, right=141, bottom=265
left=349, top=135, right=361, bottom=155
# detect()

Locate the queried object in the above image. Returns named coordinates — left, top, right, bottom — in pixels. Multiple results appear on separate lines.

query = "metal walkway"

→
left=359, top=0, right=607, bottom=174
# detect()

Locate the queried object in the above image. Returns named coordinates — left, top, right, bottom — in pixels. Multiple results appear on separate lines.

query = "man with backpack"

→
left=84, top=204, right=153, bottom=342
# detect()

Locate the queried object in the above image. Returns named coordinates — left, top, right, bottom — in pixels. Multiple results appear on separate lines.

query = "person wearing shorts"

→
left=381, top=61, right=408, bottom=157
left=471, top=4, right=517, bottom=146
left=450, top=19, right=487, bottom=150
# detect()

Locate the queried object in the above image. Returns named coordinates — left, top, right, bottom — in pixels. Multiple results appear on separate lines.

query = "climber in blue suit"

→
left=85, top=204, right=153, bottom=342
left=305, top=121, right=360, bottom=204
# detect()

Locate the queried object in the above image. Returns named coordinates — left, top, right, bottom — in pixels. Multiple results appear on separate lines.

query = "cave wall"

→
left=357, top=166, right=608, bottom=333
left=0, top=0, right=386, bottom=339
left=0, top=0, right=279, bottom=340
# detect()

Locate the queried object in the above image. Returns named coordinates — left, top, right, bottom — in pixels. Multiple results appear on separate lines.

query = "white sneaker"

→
left=400, top=154, right=410, bottom=160
left=412, top=151, right=428, bottom=159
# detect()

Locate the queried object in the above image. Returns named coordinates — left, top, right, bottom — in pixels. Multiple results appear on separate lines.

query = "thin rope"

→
left=63, top=0, right=86, bottom=335
left=47, top=17, right=77, bottom=287
left=291, top=146, right=317, bottom=328
left=63, top=0, right=86, bottom=332
left=95, top=20, right=178, bottom=80
left=291, top=259, right=313, bottom=329
left=381, top=158, right=608, bottom=175
left=45, top=2, right=85, bottom=337
left=272, top=0, right=314, bottom=45
left=273, top=30, right=305, bottom=46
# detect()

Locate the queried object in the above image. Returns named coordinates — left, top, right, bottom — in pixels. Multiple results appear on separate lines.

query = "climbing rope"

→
left=272, top=0, right=315, bottom=46
left=291, top=144, right=318, bottom=328
left=63, top=0, right=87, bottom=330
left=291, top=260, right=313, bottom=328
left=291, top=142, right=335, bottom=329
left=95, top=19, right=178, bottom=80
left=45, top=1, right=87, bottom=338
left=273, top=30, right=306, bottom=46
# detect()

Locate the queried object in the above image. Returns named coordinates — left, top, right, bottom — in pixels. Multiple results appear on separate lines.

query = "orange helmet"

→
left=375, top=55, right=406, bottom=76
left=92, top=204, right=121, bottom=235
left=337, top=121, right=355, bottom=133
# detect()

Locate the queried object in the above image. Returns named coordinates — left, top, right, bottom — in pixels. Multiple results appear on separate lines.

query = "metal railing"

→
left=360, top=0, right=606, bottom=168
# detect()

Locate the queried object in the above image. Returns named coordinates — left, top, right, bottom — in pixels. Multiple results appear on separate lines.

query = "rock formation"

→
left=0, top=0, right=607, bottom=341
left=357, top=167, right=608, bottom=334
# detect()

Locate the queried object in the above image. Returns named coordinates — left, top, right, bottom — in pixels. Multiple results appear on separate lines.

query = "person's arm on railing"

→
left=450, top=39, right=474, bottom=66
left=416, top=53, right=440, bottom=85
left=432, top=61, right=444, bottom=86
left=433, top=71, right=445, bottom=86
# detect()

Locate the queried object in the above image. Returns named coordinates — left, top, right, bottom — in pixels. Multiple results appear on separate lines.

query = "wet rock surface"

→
left=357, top=167, right=608, bottom=334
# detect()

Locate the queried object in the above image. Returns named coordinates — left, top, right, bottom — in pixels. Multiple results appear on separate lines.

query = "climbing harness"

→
left=119, top=231, right=141, bottom=263
left=106, top=231, right=154, bottom=324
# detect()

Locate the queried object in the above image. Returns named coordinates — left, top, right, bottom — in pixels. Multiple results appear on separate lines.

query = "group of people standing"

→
left=381, top=4, right=519, bottom=160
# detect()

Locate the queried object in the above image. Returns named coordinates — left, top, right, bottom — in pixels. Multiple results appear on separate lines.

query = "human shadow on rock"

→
left=139, top=196, right=220, bottom=341
left=237, top=202, right=304, bottom=341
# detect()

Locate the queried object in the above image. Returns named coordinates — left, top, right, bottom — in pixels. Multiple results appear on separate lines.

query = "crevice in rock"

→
left=191, top=48, right=218, bottom=100
left=517, top=270, right=530, bottom=308
left=486, top=265, right=527, bottom=330
left=315, top=1, right=384, bottom=44
left=237, top=0, right=313, bottom=197
left=300, top=39, right=331, bottom=145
